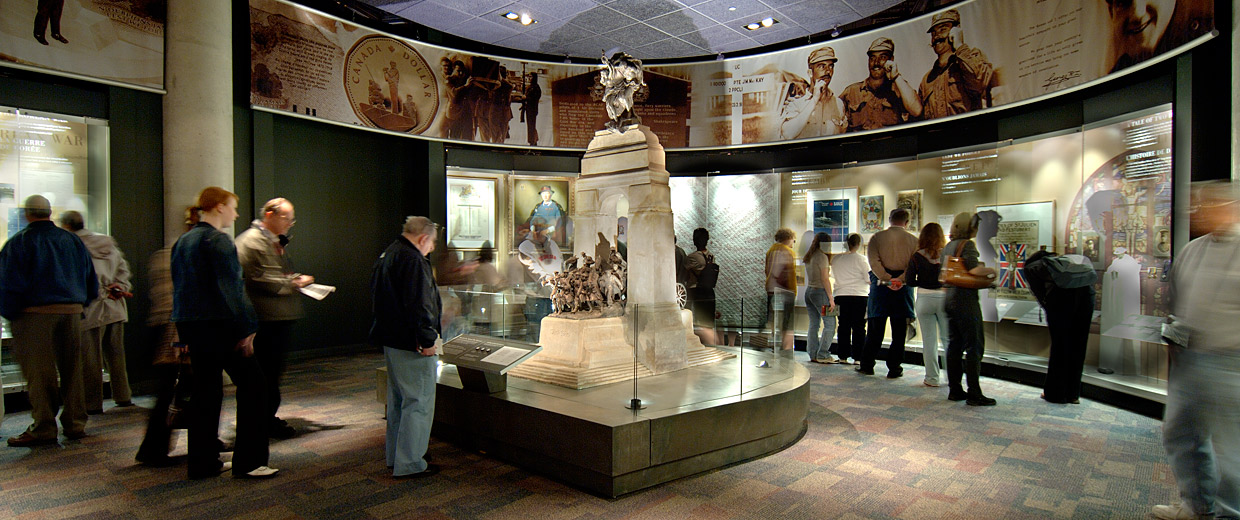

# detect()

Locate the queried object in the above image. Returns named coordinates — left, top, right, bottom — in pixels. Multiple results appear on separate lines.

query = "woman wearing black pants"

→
left=170, top=187, right=276, bottom=479
left=830, top=234, right=870, bottom=364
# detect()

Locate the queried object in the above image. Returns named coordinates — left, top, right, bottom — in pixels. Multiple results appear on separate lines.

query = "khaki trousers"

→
left=11, top=312, right=87, bottom=438
left=81, top=321, right=131, bottom=410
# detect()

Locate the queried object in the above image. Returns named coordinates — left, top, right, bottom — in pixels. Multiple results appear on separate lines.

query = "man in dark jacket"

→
left=371, top=216, right=442, bottom=478
left=0, top=195, right=97, bottom=446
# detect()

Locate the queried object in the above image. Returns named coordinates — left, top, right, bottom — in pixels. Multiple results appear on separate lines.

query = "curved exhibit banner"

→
left=0, top=0, right=165, bottom=91
left=249, top=0, right=1212, bottom=150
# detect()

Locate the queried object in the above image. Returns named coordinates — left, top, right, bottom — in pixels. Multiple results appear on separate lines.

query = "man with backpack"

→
left=1023, top=249, right=1097, bottom=404
left=685, top=227, right=718, bottom=345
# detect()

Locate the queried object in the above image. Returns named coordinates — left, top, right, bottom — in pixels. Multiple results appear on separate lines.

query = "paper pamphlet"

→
left=299, top=283, right=336, bottom=300
left=480, top=346, right=528, bottom=366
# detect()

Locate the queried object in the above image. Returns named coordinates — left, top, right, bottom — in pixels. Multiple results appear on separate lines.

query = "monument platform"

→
left=431, top=347, right=809, bottom=497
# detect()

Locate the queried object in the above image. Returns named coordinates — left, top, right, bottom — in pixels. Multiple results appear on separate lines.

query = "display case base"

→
left=431, top=347, right=809, bottom=497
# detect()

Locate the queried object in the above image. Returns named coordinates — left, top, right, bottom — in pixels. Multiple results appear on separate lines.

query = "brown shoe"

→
left=7, top=432, right=57, bottom=447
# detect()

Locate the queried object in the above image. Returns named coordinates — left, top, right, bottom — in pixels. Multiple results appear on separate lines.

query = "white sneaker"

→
left=1153, top=502, right=1213, bottom=519
left=219, top=461, right=232, bottom=473
left=243, top=466, right=280, bottom=478
left=923, top=379, right=941, bottom=387
left=827, top=355, right=844, bottom=364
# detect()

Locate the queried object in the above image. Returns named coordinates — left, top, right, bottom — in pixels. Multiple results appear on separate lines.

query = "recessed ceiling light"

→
left=728, top=6, right=736, bottom=10
left=502, top=11, right=536, bottom=25
left=743, top=17, right=778, bottom=31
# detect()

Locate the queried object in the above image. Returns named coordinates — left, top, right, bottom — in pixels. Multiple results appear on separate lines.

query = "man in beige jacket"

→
left=237, top=198, right=314, bottom=439
left=59, top=211, right=132, bottom=413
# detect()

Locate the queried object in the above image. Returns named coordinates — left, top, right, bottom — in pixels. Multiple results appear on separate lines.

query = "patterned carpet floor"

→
left=0, top=351, right=1175, bottom=519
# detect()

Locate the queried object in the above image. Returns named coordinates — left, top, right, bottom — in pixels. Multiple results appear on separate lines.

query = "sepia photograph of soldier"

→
left=520, top=72, right=542, bottom=146
left=1102, top=0, right=1213, bottom=73
left=918, top=9, right=1000, bottom=120
left=778, top=46, right=846, bottom=139
left=840, top=37, right=923, bottom=132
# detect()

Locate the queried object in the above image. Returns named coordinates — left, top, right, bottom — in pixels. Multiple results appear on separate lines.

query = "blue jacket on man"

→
left=0, top=220, right=97, bottom=320
left=170, top=222, right=258, bottom=340
left=370, top=236, right=441, bottom=352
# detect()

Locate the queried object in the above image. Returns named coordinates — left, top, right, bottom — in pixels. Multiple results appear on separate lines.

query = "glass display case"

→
left=0, top=106, right=111, bottom=394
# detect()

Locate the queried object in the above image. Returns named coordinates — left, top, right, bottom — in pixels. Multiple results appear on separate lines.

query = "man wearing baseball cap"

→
left=778, top=46, right=846, bottom=139
left=840, top=37, right=924, bottom=132
left=918, top=9, right=998, bottom=119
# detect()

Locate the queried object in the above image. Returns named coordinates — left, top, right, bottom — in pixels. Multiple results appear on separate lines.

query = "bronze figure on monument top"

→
left=599, top=51, right=646, bottom=133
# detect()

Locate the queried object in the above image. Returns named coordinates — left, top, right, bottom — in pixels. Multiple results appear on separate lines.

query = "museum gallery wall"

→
left=249, top=0, right=1212, bottom=150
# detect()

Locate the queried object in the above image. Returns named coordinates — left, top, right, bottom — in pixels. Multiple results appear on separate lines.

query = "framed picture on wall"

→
left=896, top=190, right=922, bottom=231
left=510, top=176, right=574, bottom=253
left=806, top=187, right=857, bottom=251
left=1152, top=226, right=1171, bottom=258
left=445, top=176, right=497, bottom=250
left=859, top=195, right=884, bottom=233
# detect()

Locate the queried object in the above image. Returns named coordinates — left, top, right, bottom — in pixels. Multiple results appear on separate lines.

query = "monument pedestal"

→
left=507, top=124, right=732, bottom=389
left=507, top=309, right=732, bottom=389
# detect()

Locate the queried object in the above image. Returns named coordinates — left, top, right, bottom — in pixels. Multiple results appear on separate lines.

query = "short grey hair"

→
left=59, top=210, right=85, bottom=231
left=402, top=216, right=439, bottom=237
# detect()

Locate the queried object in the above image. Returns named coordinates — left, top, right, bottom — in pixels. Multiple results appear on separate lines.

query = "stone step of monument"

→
left=509, top=346, right=736, bottom=390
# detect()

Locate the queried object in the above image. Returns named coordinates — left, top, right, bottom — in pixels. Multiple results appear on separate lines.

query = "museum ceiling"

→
left=347, top=0, right=954, bottom=61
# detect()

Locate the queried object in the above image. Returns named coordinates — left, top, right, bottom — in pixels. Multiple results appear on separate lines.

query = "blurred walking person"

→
left=1153, top=182, right=1240, bottom=520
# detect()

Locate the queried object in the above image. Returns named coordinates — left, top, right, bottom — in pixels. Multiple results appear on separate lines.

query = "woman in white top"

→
left=802, top=232, right=837, bottom=363
left=830, top=233, right=871, bottom=364
left=902, top=223, right=949, bottom=387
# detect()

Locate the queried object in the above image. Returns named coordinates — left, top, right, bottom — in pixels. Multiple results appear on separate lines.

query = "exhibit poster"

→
left=511, top=177, right=572, bottom=252
left=860, top=195, right=884, bottom=233
left=0, top=0, right=165, bottom=91
left=812, top=199, right=849, bottom=242
left=250, top=0, right=1212, bottom=150
left=896, top=190, right=922, bottom=232
left=445, top=176, right=496, bottom=250
left=976, top=201, right=1053, bottom=301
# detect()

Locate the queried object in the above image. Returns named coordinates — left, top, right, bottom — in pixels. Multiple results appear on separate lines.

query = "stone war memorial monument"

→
left=509, top=52, right=732, bottom=389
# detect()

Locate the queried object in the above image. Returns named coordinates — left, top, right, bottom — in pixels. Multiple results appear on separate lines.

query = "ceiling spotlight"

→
left=728, top=6, right=736, bottom=10
left=519, top=13, right=534, bottom=25
left=501, top=11, right=536, bottom=25
left=830, top=25, right=840, bottom=38
left=503, top=12, right=519, bottom=20
left=744, top=17, right=778, bottom=30
left=716, top=53, right=724, bottom=61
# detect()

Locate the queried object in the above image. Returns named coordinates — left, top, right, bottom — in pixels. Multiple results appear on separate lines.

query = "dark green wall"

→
left=249, top=114, right=430, bottom=352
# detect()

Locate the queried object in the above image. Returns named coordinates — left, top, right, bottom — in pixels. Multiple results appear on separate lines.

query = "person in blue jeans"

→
left=903, top=222, right=949, bottom=387
left=370, top=216, right=443, bottom=479
left=803, top=232, right=838, bottom=363
left=1153, top=182, right=1240, bottom=520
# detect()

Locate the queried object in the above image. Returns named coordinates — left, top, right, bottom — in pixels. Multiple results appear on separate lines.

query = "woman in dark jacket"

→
left=171, top=187, right=276, bottom=479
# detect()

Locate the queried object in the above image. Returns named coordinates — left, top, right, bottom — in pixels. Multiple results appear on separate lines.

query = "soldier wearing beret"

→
left=918, top=9, right=999, bottom=119
left=840, top=37, right=924, bottom=132
left=778, top=46, right=846, bottom=140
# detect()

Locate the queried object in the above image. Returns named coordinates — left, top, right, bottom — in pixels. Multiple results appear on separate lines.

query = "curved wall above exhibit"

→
left=249, top=0, right=1214, bottom=150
